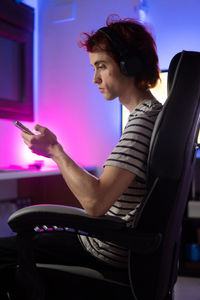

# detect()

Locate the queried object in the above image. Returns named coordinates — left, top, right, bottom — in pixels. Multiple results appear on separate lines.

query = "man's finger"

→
left=21, top=131, right=33, bottom=141
left=34, top=124, right=45, bottom=133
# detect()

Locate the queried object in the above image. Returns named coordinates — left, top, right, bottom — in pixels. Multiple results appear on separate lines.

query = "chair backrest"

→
left=129, top=51, right=200, bottom=300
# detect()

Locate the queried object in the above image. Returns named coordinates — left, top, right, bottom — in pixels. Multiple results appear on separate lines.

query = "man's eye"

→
left=98, top=65, right=105, bottom=70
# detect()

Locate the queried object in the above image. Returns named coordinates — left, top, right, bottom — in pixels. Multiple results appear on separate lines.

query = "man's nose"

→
left=93, top=71, right=101, bottom=84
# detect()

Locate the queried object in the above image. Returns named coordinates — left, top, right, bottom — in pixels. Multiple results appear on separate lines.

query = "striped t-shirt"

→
left=79, top=99, right=162, bottom=268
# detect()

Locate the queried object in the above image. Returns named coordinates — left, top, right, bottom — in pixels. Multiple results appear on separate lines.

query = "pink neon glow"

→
left=0, top=0, right=122, bottom=171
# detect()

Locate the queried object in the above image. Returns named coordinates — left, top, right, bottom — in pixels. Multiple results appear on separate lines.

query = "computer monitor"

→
left=0, top=1, right=34, bottom=121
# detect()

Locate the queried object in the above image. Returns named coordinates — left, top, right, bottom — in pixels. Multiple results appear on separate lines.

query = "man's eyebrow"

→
left=93, top=60, right=107, bottom=66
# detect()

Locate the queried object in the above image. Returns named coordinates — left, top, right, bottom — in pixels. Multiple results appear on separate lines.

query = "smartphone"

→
left=13, top=120, right=34, bottom=135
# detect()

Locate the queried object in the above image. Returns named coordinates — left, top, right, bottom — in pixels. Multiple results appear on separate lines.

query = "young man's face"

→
left=89, top=51, right=130, bottom=101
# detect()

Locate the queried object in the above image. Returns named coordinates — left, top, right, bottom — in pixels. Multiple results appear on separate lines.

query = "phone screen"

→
left=13, top=120, right=34, bottom=135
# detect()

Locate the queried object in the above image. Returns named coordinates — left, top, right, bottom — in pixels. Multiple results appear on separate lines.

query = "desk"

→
left=0, top=168, right=61, bottom=201
left=0, top=168, right=60, bottom=181
left=0, top=166, right=101, bottom=205
left=0, top=166, right=86, bottom=209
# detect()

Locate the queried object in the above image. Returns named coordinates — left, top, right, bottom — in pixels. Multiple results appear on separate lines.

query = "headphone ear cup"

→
left=120, top=56, right=143, bottom=76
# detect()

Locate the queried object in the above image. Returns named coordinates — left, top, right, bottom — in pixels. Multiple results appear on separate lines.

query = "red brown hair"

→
left=79, top=14, right=160, bottom=90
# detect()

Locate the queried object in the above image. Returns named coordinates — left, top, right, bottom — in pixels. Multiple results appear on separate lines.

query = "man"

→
left=0, top=15, right=162, bottom=297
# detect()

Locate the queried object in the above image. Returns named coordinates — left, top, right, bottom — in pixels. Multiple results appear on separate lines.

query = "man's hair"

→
left=79, top=14, right=160, bottom=90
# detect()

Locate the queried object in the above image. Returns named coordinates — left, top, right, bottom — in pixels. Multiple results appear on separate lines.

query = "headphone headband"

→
left=99, top=27, right=130, bottom=58
left=98, top=26, right=142, bottom=76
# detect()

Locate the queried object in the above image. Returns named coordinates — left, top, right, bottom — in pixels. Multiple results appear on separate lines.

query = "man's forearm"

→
left=50, top=143, right=102, bottom=215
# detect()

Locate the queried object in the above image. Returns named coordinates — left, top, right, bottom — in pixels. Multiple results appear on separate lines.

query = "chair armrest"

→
left=8, top=204, right=162, bottom=254
left=8, top=204, right=126, bottom=233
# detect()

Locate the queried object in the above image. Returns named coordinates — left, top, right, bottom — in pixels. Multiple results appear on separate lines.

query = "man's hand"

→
left=21, top=124, right=59, bottom=158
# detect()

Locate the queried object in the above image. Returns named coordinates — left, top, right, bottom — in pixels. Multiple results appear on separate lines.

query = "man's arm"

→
left=51, top=144, right=136, bottom=216
left=21, top=125, right=136, bottom=217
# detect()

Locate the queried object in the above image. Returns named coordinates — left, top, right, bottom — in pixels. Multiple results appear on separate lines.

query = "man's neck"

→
left=119, top=89, right=156, bottom=113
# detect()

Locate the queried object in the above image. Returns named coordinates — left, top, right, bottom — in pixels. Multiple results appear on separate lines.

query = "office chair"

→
left=8, top=50, right=200, bottom=300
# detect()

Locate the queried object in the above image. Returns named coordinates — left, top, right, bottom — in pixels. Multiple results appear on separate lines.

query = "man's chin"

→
left=103, top=95, right=117, bottom=101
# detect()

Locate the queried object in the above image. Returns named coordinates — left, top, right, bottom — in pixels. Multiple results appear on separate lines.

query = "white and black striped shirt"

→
left=79, top=99, right=162, bottom=268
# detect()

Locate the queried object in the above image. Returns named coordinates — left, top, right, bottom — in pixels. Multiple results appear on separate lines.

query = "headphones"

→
left=98, top=26, right=143, bottom=77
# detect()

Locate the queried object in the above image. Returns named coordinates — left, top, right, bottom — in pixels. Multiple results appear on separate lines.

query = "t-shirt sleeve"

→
left=104, top=115, right=155, bottom=180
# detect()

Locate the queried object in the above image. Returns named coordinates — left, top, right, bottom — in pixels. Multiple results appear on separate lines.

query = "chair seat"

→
left=36, top=263, right=132, bottom=300
left=36, top=262, right=130, bottom=283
